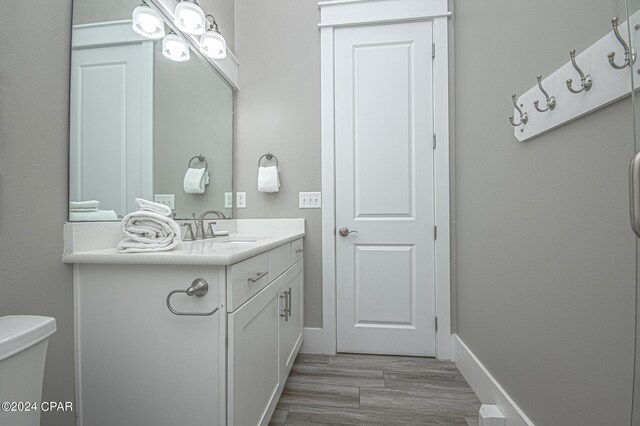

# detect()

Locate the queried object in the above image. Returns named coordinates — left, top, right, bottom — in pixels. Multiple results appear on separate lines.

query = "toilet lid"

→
left=0, top=316, right=57, bottom=362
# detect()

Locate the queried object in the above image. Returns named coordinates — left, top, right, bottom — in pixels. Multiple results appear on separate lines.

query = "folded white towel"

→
left=69, top=209, right=118, bottom=221
left=135, top=198, right=172, bottom=216
left=70, top=200, right=99, bottom=212
left=257, top=166, right=280, bottom=193
left=117, top=210, right=181, bottom=253
left=183, top=168, right=210, bottom=194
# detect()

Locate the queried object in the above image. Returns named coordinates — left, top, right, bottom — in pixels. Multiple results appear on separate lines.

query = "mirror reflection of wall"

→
left=69, top=0, right=233, bottom=222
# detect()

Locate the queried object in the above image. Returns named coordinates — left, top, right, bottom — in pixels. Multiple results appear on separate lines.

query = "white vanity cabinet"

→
left=75, top=264, right=227, bottom=426
left=72, top=237, right=304, bottom=426
left=228, top=260, right=303, bottom=426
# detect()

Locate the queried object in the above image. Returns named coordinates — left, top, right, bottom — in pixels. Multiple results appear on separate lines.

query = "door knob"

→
left=338, top=227, right=358, bottom=237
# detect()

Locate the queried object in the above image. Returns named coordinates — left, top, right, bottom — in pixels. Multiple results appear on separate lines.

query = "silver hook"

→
left=533, top=75, right=556, bottom=112
left=509, top=94, right=528, bottom=127
left=566, top=50, right=592, bottom=94
left=608, top=17, right=636, bottom=69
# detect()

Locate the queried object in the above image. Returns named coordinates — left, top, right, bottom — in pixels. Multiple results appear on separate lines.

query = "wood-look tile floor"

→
left=270, top=353, right=481, bottom=426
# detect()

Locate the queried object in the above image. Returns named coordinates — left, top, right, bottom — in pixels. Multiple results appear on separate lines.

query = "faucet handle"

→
left=206, top=222, right=217, bottom=238
left=180, top=222, right=196, bottom=241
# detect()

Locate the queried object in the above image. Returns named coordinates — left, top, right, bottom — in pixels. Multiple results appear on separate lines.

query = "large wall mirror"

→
left=69, top=0, right=233, bottom=221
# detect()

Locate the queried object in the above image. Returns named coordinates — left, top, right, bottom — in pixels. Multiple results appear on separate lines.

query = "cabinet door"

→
left=279, top=260, right=304, bottom=381
left=228, top=280, right=283, bottom=426
left=76, top=265, right=225, bottom=426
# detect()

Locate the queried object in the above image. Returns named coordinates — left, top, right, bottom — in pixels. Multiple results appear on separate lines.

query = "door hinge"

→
left=434, top=225, right=438, bottom=240
left=432, top=43, right=435, bottom=59
left=435, top=316, right=438, bottom=332
left=433, top=134, right=437, bottom=149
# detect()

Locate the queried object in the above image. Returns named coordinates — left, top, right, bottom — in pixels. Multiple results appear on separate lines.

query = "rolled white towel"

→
left=183, top=168, right=210, bottom=194
left=117, top=210, right=181, bottom=253
left=257, top=166, right=280, bottom=193
left=70, top=200, right=99, bottom=212
left=135, top=198, right=172, bottom=216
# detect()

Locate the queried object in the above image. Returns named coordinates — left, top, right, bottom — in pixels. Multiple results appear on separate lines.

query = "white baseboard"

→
left=300, top=327, right=325, bottom=354
left=453, top=334, right=535, bottom=426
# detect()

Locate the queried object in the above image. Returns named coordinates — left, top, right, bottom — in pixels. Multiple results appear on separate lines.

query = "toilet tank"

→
left=0, top=316, right=57, bottom=426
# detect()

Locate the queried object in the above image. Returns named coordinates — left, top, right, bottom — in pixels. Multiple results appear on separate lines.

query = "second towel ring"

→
left=188, top=154, right=208, bottom=172
left=258, top=152, right=279, bottom=168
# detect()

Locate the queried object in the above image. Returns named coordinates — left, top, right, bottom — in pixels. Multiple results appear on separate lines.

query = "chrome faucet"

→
left=196, top=210, right=228, bottom=239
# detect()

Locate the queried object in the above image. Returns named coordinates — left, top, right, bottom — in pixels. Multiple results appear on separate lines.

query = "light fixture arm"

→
left=205, top=14, right=220, bottom=32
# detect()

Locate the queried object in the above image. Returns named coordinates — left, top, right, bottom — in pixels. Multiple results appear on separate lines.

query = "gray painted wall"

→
left=153, top=46, right=233, bottom=219
left=0, top=1, right=75, bottom=425
left=234, top=0, right=323, bottom=327
left=453, top=1, right=636, bottom=424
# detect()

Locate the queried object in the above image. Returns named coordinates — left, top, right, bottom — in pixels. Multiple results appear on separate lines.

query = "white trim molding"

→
left=453, top=335, right=535, bottom=426
left=320, top=0, right=452, bottom=359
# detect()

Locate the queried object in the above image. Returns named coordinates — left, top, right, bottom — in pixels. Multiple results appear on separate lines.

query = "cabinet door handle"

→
left=280, top=291, right=289, bottom=322
left=296, top=248, right=304, bottom=254
left=287, top=287, right=292, bottom=316
left=248, top=271, right=268, bottom=283
left=166, top=278, right=219, bottom=316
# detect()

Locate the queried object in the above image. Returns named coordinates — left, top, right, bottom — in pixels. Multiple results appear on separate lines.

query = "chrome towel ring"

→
left=258, top=152, right=279, bottom=168
left=187, top=154, right=208, bottom=172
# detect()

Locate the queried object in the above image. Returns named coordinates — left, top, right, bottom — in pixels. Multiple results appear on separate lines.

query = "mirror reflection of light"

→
left=131, top=3, right=165, bottom=39
left=162, top=33, right=190, bottom=62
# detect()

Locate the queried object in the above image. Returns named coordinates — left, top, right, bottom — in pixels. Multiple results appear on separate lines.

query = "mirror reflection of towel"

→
left=183, top=168, right=210, bottom=194
left=258, top=166, right=280, bottom=193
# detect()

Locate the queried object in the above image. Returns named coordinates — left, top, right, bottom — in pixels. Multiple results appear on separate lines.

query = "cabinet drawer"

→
left=291, top=239, right=304, bottom=264
left=227, top=253, right=269, bottom=311
left=268, top=243, right=291, bottom=281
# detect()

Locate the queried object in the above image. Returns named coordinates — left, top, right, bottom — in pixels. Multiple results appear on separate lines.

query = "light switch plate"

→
left=154, top=194, right=175, bottom=209
left=236, top=192, right=246, bottom=208
left=299, top=192, right=321, bottom=209
left=225, top=192, right=233, bottom=209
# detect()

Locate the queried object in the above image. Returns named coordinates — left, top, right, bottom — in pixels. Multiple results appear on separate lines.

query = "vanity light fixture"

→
left=174, top=0, right=206, bottom=36
left=200, top=14, right=227, bottom=60
left=162, top=32, right=190, bottom=62
left=131, top=2, right=165, bottom=39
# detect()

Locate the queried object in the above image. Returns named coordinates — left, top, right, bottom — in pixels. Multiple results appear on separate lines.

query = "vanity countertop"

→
left=63, top=232, right=305, bottom=266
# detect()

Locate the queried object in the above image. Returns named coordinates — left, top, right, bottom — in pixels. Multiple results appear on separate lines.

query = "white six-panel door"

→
left=335, top=20, right=436, bottom=356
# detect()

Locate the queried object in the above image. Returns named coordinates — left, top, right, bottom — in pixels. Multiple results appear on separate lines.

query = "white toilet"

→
left=0, top=316, right=57, bottom=426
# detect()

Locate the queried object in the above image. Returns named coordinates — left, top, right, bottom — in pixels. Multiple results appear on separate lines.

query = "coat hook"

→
left=566, top=50, right=593, bottom=93
left=533, top=75, right=556, bottom=112
left=509, top=94, right=528, bottom=127
left=608, top=17, right=635, bottom=69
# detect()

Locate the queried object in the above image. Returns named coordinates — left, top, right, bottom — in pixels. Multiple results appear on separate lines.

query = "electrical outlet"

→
left=236, top=192, right=246, bottom=208
left=225, top=192, right=233, bottom=209
left=299, top=192, right=321, bottom=209
left=154, top=194, right=175, bottom=209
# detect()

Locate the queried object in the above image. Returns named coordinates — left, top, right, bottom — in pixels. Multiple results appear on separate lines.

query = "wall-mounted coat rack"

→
left=511, top=12, right=639, bottom=142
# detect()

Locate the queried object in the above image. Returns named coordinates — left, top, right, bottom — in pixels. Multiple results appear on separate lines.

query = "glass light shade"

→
left=174, top=0, right=206, bottom=35
left=200, top=29, right=227, bottom=60
left=162, top=33, right=190, bottom=62
left=131, top=4, right=165, bottom=39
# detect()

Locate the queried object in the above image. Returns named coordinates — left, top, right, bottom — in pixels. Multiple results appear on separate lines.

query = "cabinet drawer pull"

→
left=166, top=278, right=219, bottom=316
left=248, top=271, right=268, bottom=283
left=295, top=248, right=303, bottom=254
